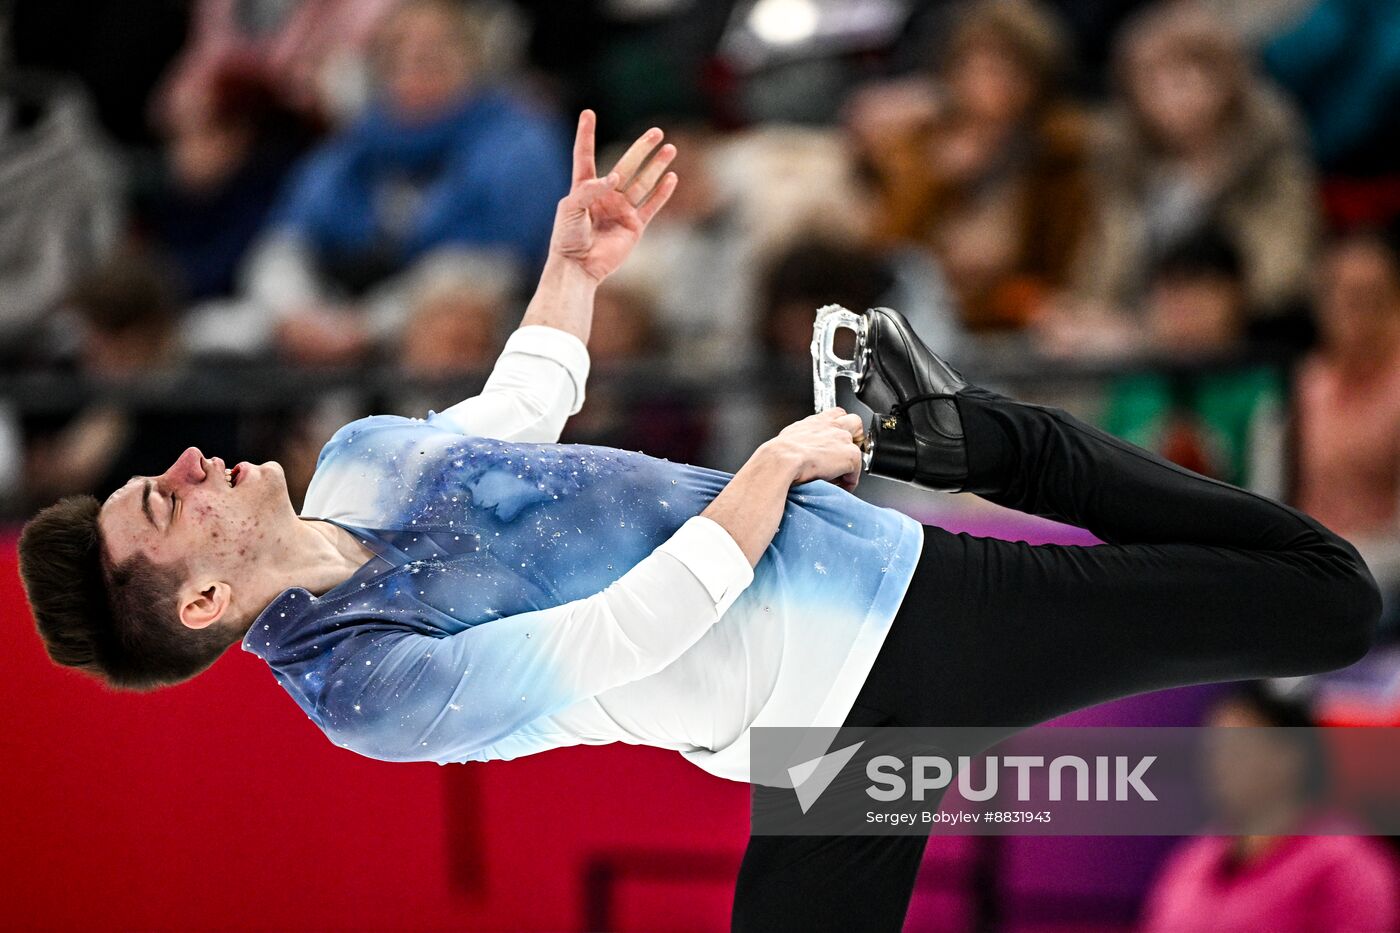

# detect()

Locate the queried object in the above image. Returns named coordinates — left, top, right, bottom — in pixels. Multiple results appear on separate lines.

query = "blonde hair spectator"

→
left=1072, top=0, right=1320, bottom=320
left=398, top=250, right=520, bottom=378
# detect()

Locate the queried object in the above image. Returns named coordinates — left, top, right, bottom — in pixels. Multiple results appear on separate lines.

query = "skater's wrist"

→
left=753, top=439, right=803, bottom=483
left=539, top=254, right=601, bottom=293
left=519, top=257, right=600, bottom=344
left=701, top=445, right=799, bottom=565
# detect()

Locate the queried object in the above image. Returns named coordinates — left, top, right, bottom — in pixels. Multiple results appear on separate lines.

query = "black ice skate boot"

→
left=811, top=305, right=971, bottom=491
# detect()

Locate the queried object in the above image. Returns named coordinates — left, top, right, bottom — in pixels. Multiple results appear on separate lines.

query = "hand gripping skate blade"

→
left=810, top=304, right=870, bottom=413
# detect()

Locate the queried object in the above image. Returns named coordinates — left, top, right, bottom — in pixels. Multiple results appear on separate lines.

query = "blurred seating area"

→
left=4, top=1, right=1400, bottom=930
left=7, top=0, right=1394, bottom=635
left=0, top=0, right=1397, bottom=501
left=0, top=0, right=1395, bottom=518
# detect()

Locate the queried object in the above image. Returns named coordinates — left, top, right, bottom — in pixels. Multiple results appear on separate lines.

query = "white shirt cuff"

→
left=499, top=325, right=591, bottom=414
left=655, top=515, right=755, bottom=617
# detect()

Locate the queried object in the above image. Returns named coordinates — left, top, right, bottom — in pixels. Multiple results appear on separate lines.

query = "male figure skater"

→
left=19, top=112, right=1381, bottom=932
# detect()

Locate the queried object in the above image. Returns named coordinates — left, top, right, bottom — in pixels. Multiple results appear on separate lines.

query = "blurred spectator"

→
left=1142, top=229, right=1248, bottom=356
left=849, top=0, right=1095, bottom=332
left=0, top=78, right=119, bottom=362
left=1264, top=0, right=1400, bottom=175
left=1200, top=0, right=1315, bottom=46
left=68, top=251, right=181, bottom=381
left=1295, top=231, right=1400, bottom=600
left=754, top=235, right=900, bottom=443
left=760, top=236, right=896, bottom=364
left=1141, top=683, right=1399, bottom=933
left=241, top=0, right=567, bottom=366
left=1100, top=230, right=1286, bottom=493
left=140, top=65, right=320, bottom=305
left=397, top=250, right=517, bottom=379
left=155, top=0, right=398, bottom=127
left=1073, top=1, right=1319, bottom=322
left=21, top=248, right=239, bottom=508
left=561, top=281, right=709, bottom=466
left=611, top=123, right=890, bottom=372
left=601, top=123, right=744, bottom=371
left=586, top=281, right=662, bottom=366
left=333, top=251, right=521, bottom=504
left=710, top=127, right=878, bottom=280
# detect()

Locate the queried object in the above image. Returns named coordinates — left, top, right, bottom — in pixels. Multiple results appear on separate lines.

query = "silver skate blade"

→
left=811, top=304, right=870, bottom=413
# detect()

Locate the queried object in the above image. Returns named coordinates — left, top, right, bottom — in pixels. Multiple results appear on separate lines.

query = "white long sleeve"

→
left=317, top=515, right=754, bottom=762
left=432, top=325, right=591, bottom=443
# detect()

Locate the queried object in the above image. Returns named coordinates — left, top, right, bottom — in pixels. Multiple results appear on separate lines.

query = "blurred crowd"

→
left=1, top=0, right=1399, bottom=586
left=0, top=0, right=1394, bottom=590
left=3, top=0, right=1400, bottom=927
left=1141, top=682, right=1399, bottom=933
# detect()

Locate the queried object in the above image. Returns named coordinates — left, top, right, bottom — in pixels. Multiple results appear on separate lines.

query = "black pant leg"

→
left=731, top=822, right=930, bottom=933
left=732, top=387, right=1383, bottom=933
left=859, top=385, right=1382, bottom=732
left=731, top=702, right=935, bottom=933
left=958, top=384, right=1372, bottom=582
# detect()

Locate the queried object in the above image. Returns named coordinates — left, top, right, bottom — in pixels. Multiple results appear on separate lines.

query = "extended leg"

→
left=733, top=383, right=1382, bottom=933
left=859, top=385, right=1381, bottom=731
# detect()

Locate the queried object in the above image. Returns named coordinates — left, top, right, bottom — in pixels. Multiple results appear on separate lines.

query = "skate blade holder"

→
left=811, top=304, right=870, bottom=413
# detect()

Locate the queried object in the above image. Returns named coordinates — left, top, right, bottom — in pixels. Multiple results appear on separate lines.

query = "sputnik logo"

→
left=787, top=741, right=866, bottom=814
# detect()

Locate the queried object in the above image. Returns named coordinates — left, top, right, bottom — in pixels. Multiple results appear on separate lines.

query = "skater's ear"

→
left=179, top=580, right=233, bottom=631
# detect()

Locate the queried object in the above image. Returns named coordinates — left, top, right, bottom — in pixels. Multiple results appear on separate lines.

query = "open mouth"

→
left=225, top=465, right=243, bottom=488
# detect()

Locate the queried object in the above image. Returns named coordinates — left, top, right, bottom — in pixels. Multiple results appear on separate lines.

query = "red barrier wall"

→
left=0, top=533, right=752, bottom=931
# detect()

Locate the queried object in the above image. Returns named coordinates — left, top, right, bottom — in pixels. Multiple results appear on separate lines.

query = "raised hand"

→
left=549, top=110, right=678, bottom=284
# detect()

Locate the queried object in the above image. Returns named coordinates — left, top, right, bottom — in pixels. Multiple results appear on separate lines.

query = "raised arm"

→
left=434, top=111, right=678, bottom=443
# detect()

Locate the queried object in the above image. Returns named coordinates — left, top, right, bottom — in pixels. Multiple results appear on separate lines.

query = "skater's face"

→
left=98, top=448, right=294, bottom=623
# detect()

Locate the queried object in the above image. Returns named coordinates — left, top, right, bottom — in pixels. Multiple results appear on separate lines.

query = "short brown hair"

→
left=18, top=496, right=231, bottom=691
left=947, top=0, right=1070, bottom=98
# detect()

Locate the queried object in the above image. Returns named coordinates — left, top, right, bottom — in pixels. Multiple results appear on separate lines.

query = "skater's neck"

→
left=233, top=519, right=373, bottom=636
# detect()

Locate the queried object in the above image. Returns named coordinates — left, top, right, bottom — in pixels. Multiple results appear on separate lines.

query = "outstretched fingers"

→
left=568, top=116, right=677, bottom=226
left=610, top=126, right=664, bottom=188
left=572, top=109, right=598, bottom=184
left=625, top=143, right=677, bottom=205
left=636, top=171, right=678, bottom=225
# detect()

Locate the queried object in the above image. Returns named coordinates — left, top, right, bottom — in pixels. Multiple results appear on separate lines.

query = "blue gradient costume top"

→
left=242, top=328, right=923, bottom=782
